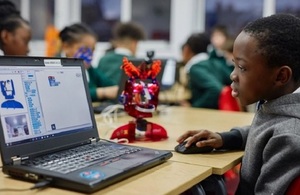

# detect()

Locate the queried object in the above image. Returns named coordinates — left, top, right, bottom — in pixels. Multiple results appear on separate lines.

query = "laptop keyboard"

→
left=22, top=142, right=142, bottom=174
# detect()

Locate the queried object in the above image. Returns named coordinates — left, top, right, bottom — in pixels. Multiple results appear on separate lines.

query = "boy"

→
left=177, top=13, right=300, bottom=194
left=97, top=22, right=145, bottom=85
left=59, top=23, right=118, bottom=102
left=181, top=33, right=232, bottom=109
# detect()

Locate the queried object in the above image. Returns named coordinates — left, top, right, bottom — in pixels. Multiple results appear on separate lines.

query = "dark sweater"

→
left=220, top=93, right=300, bottom=194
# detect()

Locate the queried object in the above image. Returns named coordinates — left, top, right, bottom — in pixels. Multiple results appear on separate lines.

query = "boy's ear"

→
left=274, top=65, right=292, bottom=86
left=1, top=30, right=11, bottom=45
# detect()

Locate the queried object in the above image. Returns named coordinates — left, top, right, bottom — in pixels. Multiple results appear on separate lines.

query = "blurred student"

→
left=0, top=0, right=31, bottom=56
left=177, top=13, right=300, bottom=194
left=220, top=37, right=234, bottom=69
left=182, top=33, right=211, bottom=73
left=97, top=22, right=145, bottom=85
left=181, top=32, right=232, bottom=109
left=208, top=25, right=229, bottom=65
left=59, top=23, right=118, bottom=102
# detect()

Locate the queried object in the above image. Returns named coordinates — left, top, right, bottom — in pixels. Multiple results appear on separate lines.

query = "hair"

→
left=59, top=23, right=97, bottom=44
left=0, top=0, right=29, bottom=49
left=184, top=33, right=210, bottom=54
left=112, top=22, right=145, bottom=41
left=243, top=13, right=300, bottom=82
left=0, top=0, right=20, bottom=17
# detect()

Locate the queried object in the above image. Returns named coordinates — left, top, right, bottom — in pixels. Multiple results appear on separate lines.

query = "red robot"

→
left=110, top=52, right=168, bottom=142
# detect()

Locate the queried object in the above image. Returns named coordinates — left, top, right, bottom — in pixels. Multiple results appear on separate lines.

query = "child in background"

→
left=97, top=22, right=145, bottom=85
left=208, top=25, right=229, bottom=67
left=59, top=23, right=118, bottom=102
left=181, top=32, right=232, bottom=109
left=177, top=13, right=300, bottom=194
left=0, top=0, right=31, bottom=56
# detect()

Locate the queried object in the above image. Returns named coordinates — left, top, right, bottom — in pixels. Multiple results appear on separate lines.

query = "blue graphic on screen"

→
left=48, top=76, right=60, bottom=86
left=0, top=79, right=23, bottom=109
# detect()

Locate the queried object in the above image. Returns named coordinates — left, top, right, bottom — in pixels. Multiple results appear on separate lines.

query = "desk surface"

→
left=0, top=106, right=253, bottom=194
left=96, top=106, right=254, bottom=174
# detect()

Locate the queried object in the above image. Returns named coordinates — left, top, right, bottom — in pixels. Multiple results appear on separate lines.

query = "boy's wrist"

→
left=218, top=130, right=242, bottom=150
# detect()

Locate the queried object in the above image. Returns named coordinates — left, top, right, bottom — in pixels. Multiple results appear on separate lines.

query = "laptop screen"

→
left=0, top=65, right=93, bottom=147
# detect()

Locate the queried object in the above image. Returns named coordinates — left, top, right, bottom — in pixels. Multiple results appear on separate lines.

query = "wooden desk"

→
left=0, top=107, right=252, bottom=194
left=96, top=106, right=254, bottom=175
left=0, top=161, right=211, bottom=195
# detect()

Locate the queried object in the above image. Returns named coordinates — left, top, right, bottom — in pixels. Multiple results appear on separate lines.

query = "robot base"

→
left=110, top=118, right=168, bottom=143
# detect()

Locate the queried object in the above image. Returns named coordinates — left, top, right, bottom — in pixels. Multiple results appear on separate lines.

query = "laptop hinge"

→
left=11, top=156, right=22, bottom=165
left=11, top=156, right=29, bottom=165
left=89, top=137, right=97, bottom=144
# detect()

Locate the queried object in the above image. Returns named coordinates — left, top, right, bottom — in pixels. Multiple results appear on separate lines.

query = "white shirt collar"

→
left=293, top=87, right=300, bottom=93
left=114, top=48, right=132, bottom=56
left=184, top=53, right=209, bottom=73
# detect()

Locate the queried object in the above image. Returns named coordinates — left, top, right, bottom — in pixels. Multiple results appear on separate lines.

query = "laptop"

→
left=0, top=56, right=173, bottom=193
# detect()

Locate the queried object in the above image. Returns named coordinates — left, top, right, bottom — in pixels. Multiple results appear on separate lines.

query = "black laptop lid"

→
left=0, top=56, right=99, bottom=165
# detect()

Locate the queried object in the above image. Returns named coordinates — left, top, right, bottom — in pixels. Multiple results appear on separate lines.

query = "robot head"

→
left=119, top=57, right=161, bottom=118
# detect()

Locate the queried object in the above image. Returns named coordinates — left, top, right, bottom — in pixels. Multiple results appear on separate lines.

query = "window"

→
left=29, top=0, right=55, bottom=40
left=81, top=0, right=121, bottom=42
left=276, top=0, right=300, bottom=17
left=205, top=0, right=263, bottom=38
left=132, top=0, right=171, bottom=41
left=10, top=0, right=20, bottom=10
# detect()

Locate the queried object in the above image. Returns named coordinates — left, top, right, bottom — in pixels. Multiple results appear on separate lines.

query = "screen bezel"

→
left=0, top=56, right=99, bottom=165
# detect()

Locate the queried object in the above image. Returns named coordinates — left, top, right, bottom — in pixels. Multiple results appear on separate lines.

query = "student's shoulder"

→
left=189, top=61, right=211, bottom=75
left=108, top=51, right=129, bottom=57
left=99, top=51, right=126, bottom=61
left=191, top=59, right=213, bottom=69
left=197, top=57, right=227, bottom=71
left=190, top=59, right=228, bottom=77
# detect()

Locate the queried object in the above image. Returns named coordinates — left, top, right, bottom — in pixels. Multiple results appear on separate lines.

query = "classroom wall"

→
left=21, top=0, right=288, bottom=65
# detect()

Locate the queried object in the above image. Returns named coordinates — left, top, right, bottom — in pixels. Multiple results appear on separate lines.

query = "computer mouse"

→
left=174, top=141, right=214, bottom=154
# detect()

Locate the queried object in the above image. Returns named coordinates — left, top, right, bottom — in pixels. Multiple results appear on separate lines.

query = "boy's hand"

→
left=74, top=47, right=93, bottom=68
left=176, top=130, right=223, bottom=149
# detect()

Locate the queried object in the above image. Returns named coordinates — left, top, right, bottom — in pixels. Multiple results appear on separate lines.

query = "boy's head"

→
left=59, top=23, right=97, bottom=58
left=210, top=25, right=229, bottom=51
left=231, top=13, right=300, bottom=106
left=111, top=22, right=145, bottom=55
left=182, top=33, right=210, bottom=64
